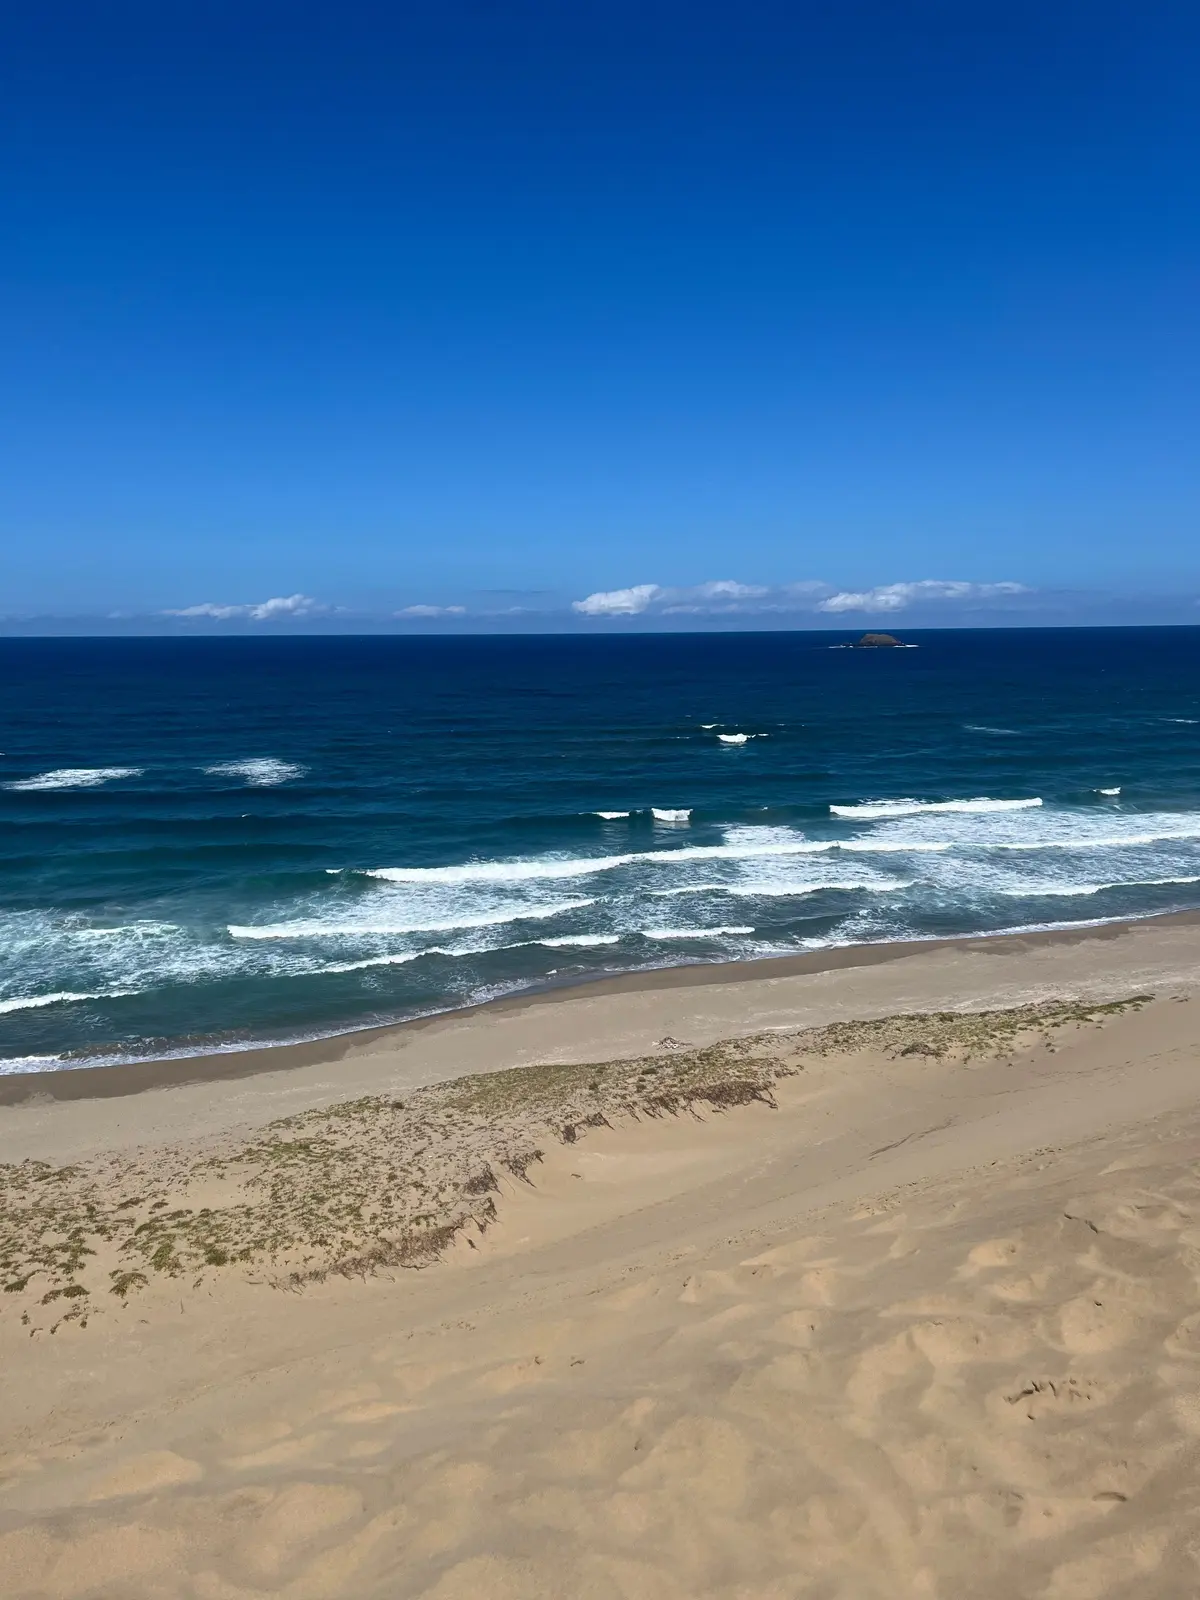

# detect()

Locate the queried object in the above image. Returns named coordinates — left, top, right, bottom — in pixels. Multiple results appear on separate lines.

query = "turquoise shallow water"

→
left=2, top=628, right=1200, bottom=1074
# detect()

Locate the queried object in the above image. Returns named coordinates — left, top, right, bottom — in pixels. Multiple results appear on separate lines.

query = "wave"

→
left=593, top=811, right=631, bottom=819
left=317, top=950, right=431, bottom=973
left=651, top=884, right=724, bottom=896
left=964, top=725, right=1018, bottom=735
left=1098, top=787, right=1121, bottom=796
left=361, top=836, right=969, bottom=885
left=643, top=926, right=754, bottom=939
left=652, top=807, right=692, bottom=822
left=994, top=875, right=1200, bottom=897
left=989, top=827, right=1200, bottom=852
left=537, top=934, right=622, bottom=948
left=830, top=797, right=1042, bottom=819
left=228, top=897, right=596, bottom=940
left=204, top=759, right=306, bottom=786
left=4, top=767, right=143, bottom=792
left=72, top=921, right=181, bottom=941
left=729, top=878, right=915, bottom=897
left=0, top=988, right=137, bottom=1015
left=716, top=733, right=766, bottom=745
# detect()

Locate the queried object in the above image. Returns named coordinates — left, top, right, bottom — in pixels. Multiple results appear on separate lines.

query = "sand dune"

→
left=4, top=947, right=1200, bottom=1596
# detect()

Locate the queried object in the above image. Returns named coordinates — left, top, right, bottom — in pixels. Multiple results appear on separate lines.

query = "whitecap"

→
left=717, top=733, right=750, bottom=745
left=730, top=879, right=915, bottom=897
left=989, top=827, right=1200, bottom=852
left=4, top=767, right=143, bottom=792
left=643, top=926, right=754, bottom=939
left=830, top=797, right=1042, bottom=820
left=1098, top=787, right=1121, bottom=796
left=651, top=884, right=725, bottom=896
left=537, top=934, right=621, bottom=948
left=964, top=725, right=1018, bottom=735
left=995, top=875, right=1200, bottom=897
left=317, top=950, right=444, bottom=974
left=228, top=897, right=597, bottom=939
left=593, top=811, right=631, bottom=819
left=651, top=808, right=692, bottom=822
left=0, top=988, right=137, bottom=1015
left=838, top=840, right=952, bottom=854
left=204, top=759, right=306, bottom=786
left=360, top=834, right=963, bottom=886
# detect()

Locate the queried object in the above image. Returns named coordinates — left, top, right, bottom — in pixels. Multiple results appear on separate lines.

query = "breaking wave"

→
left=204, top=759, right=306, bottom=786
left=830, top=797, right=1042, bottom=819
left=4, top=767, right=143, bottom=792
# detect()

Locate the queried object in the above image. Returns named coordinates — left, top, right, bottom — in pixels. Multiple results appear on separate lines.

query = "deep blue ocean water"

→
left=3, top=628, right=1200, bottom=1074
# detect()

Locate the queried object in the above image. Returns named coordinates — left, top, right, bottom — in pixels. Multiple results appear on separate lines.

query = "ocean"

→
left=2, top=628, right=1199, bottom=1075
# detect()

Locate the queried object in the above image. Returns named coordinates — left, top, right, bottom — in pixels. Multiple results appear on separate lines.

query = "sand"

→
left=3, top=917, right=1200, bottom=1597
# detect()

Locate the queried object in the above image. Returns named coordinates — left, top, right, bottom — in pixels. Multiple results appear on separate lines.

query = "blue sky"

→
left=2, top=1, right=1199, bottom=631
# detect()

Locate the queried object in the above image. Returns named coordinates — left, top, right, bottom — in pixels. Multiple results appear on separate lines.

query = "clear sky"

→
left=2, top=1, right=1199, bottom=631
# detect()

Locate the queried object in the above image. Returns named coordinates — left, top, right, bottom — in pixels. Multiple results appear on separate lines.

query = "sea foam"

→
left=830, top=797, right=1042, bottom=819
left=228, top=897, right=596, bottom=939
left=0, top=988, right=136, bottom=1015
left=4, top=767, right=143, bottom=792
left=204, top=759, right=306, bottom=786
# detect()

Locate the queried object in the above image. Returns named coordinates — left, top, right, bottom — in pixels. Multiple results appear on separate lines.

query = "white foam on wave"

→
left=995, top=874, right=1200, bottom=898
left=716, top=733, right=765, bottom=745
left=831, top=797, right=1042, bottom=820
left=317, top=951, right=430, bottom=973
left=4, top=767, right=143, bottom=792
left=989, top=827, right=1200, bottom=852
left=228, top=897, right=596, bottom=940
left=593, top=811, right=631, bottom=820
left=360, top=835, right=963, bottom=887
left=651, top=884, right=724, bottom=896
left=730, top=878, right=915, bottom=898
left=964, top=725, right=1017, bottom=735
left=643, top=926, right=754, bottom=939
left=0, top=988, right=137, bottom=1015
left=652, top=807, right=692, bottom=822
left=204, top=759, right=306, bottom=787
left=838, top=840, right=951, bottom=854
left=1098, top=787, right=1121, bottom=796
left=537, top=934, right=621, bottom=948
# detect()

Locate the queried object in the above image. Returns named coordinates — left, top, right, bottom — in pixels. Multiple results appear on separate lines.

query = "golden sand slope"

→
left=3, top=993, right=1200, bottom=1597
left=0, top=1000, right=1142, bottom=1332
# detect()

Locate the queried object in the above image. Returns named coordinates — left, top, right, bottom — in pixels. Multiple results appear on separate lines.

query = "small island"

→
left=853, top=632, right=905, bottom=647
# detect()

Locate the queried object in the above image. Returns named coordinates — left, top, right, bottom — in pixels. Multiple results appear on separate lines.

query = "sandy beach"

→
left=4, top=914, right=1200, bottom=1597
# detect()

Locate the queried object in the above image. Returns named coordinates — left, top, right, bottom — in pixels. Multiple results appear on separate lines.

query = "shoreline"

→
left=3, top=905, right=1199, bottom=1109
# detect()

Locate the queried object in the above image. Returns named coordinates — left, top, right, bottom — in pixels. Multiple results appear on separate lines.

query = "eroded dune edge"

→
left=4, top=990, right=1200, bottom=1598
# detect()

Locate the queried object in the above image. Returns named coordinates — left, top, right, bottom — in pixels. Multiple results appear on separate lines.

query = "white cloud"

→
left=570, top=576, right=1032, bottom=620
left=689, top=580, right=770, bottom=601
left=166, top=594, right=323, bottom=621
left=396, top=604, right=468, bottom=618
left=572, top=580, right=776, bottom=617
left=572, top=584, right=663, bottom=616
left=817, top=580, right=1028, bottom=614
